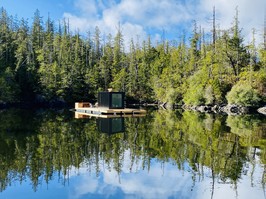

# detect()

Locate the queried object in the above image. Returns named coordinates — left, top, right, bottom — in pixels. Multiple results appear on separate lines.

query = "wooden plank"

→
left=75, top=112, right=146, bottom=118
left=75, top=107, right=146, bottom=115
left=75, top=102, right=92, bottom=109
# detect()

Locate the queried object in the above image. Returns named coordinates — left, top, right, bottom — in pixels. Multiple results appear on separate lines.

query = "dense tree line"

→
left=0, top=7, right=265, bottom=106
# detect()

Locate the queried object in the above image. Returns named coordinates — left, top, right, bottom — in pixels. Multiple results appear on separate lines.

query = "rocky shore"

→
left=257, top=107, right=266, bottom=115
left=181, top=104, right=266, bottom=115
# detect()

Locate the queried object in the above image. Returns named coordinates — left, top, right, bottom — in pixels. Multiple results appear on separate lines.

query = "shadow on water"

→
left=97, top=117, right=125, bottom=134
left=0, top=108, right=265, bottom=198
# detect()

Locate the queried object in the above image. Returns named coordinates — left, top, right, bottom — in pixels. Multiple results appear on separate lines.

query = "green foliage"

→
left=226, top=81, right=261, bottom=106
left=183, top=85, right=205, bottom=105
left=111, top=67, right=127, bottom=91
left=252, top=69, right=266, bottom=101
left=259, top=48, right=266, bottom=68
left=183, top=70, right=207, bottom=105
left=204, top=85, right=214, bottom=104
left=0, top=7, right=265, bottom=106
left=0, top=67, right=19, bottom=102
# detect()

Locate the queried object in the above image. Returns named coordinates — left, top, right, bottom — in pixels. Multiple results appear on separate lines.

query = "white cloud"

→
left=63, top=13, right=90, bottom=33
left=74, top=0, right=98, bottom=17
left=121, top=22, right=147, bottom=46
left=62, top=0, right=193, bottom=48
left=68, top=153, right=194, bottom=199
left=197, top=0, right=265, bottom=44
left=102, top=8, right=120, bottom=30
left=115, top=0, right=191, bottom=28
left=62, top=0, right=266, bottom=47
left=67, top=154, right=266, bottom=199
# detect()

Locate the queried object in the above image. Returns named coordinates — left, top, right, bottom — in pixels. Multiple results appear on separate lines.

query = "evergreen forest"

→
left=0, top=7, right=266, bottom=107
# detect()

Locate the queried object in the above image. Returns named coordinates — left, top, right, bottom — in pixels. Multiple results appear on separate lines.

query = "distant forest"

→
left=0, top=7, right=265, bottom=107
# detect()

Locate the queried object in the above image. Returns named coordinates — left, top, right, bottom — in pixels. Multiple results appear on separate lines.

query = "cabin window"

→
left=112, top=93, right=122, bottom=108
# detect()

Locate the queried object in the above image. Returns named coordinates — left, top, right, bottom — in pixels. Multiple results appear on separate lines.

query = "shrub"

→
left=204, top=85, right=214, bottom=105
left=226, top=82, right=261, bottom=106
left=183, top=85, right=205, bottom=106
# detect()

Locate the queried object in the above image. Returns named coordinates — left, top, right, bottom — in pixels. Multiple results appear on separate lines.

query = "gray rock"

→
left=257, top=107, right=266, bottom=115
left=197, top=105, right=211, bottom=112
left=221, top=104, right=247, bottom=115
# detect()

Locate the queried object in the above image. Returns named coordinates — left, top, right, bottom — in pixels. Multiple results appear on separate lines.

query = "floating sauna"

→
left=74, top=91, right=146, bottom=118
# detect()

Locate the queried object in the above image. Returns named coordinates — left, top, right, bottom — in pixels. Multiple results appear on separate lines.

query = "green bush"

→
left=183, top=85, right=205, bottom=106
left=0, top=68, right=19, bottom=103
left=226, top=82, right=261, bottom=106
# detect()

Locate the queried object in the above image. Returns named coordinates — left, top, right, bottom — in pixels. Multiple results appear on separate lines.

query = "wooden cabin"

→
left=98, top=91, right=125, bottom=109
left=74, top=90, right=146, bottom=117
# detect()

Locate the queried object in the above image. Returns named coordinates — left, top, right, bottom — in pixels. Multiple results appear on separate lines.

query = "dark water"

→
left=0, top=108, right=265, bottom=199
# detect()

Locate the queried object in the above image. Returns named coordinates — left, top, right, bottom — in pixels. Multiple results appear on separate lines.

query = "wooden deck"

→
left=74, top=107, right=146, bottom=118
left=75, top=111, right=146, bottom=118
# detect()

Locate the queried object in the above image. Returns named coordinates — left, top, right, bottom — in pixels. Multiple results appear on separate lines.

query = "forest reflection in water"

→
left=0, top=108, right=265, bottom=199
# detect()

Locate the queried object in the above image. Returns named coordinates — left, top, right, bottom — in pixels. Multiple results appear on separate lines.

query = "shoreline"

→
left=181, top=104, right=266, bottom=115
left=1, top=101, right=266, bottom=116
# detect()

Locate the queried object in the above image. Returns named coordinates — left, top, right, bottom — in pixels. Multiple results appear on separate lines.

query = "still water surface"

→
left=0, top=108, right=265, bottom=199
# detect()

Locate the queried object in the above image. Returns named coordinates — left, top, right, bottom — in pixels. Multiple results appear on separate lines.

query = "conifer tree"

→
left=223, top=7, right=249, bottom=79
left=99, top=34, right=113, bottom=90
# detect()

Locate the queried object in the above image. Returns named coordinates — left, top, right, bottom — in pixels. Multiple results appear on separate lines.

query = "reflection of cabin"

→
left=97, top=117, right=125, bottom=134
left=98, top=92, right=125, bottom=109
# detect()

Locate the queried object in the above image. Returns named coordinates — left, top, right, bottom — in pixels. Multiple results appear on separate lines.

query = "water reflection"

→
left=0, top=109, right=265, bottom=199
left=97, top=117, right=125, bottom=134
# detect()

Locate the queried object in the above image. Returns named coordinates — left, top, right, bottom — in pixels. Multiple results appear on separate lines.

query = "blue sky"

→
left=1, top=0, right=265, bottom=47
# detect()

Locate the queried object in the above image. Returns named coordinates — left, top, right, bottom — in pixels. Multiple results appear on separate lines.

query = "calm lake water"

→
left=0, top=108, right=265, bottom=199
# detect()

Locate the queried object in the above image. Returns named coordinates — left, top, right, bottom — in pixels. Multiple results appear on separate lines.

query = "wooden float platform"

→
left=74, top=107, right=146, bottom=118
left=75, top=107, right=146, bottom=115
left=75, top=111, right=146, bottom=119
left=74, top=102, right=146, bottom=118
